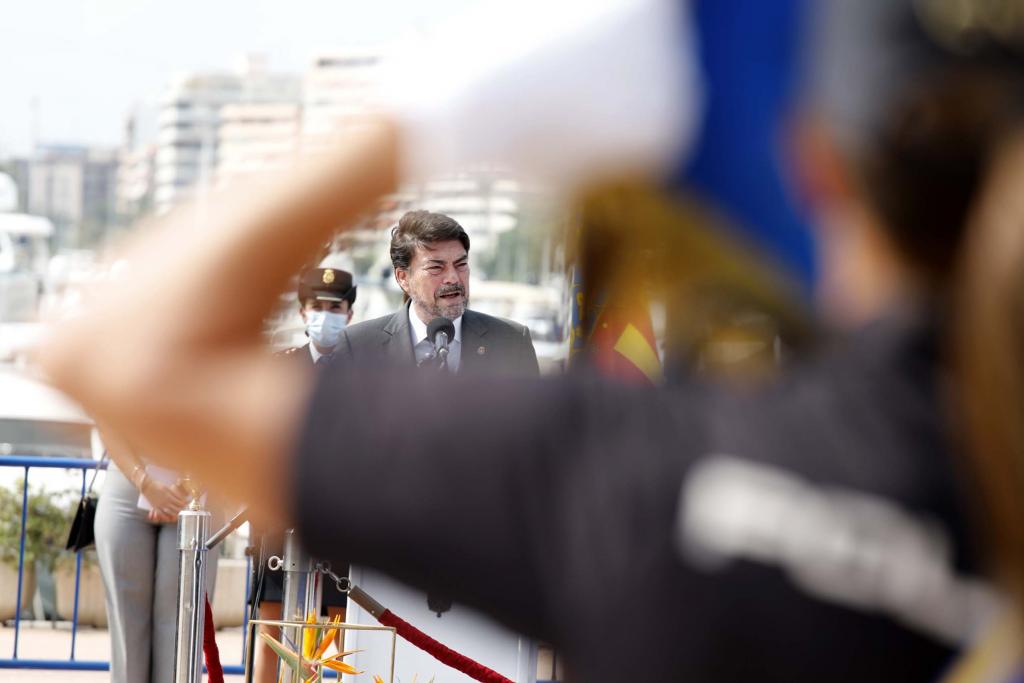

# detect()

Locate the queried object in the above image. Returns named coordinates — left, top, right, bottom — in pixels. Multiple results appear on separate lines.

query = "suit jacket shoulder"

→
left=342, top=312, right=397, bottom=347
left=337, top=305, right=539, bottom=376
left=337, top=308, right=415, bottom=367
left=461, top=309, right=539, bottom=377
left=462, top=309, right=531, bottom=340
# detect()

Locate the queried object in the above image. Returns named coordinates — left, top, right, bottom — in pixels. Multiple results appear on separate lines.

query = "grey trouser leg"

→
left=95, top=467, right=219, bottom=683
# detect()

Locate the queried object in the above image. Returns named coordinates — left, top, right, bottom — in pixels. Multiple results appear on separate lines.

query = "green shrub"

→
left=0, top=478, right=80, bottom=572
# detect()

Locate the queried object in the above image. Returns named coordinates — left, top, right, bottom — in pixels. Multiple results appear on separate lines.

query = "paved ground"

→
left=0, top=622, right=245, bottom=681
left=0, top=623, right=561, bottom=681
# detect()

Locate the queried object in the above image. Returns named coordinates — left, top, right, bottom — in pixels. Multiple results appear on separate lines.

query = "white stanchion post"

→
left=173, top=489, right=210, bottom=683
left=267, top=530, right=327, bottom=680
left=277, top=529, right=316, bottom=651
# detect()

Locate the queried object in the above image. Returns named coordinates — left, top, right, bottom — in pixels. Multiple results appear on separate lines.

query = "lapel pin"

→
left=477, top=346, right=486, bottom=355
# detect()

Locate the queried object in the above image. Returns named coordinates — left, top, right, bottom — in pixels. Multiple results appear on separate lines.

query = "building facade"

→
left=215, top=102, right=301, bottom=186
left=302, top=51, right=383, bottom=152
left=154, top=59, right=301, bottom=213
left=26, top=145, right=117, bottom=249
left=116, top=113, right=157, bottom=224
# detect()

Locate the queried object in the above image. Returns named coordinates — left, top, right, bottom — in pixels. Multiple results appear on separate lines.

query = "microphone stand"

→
left=436, top=332, right=450, bottom=372
left=427, top=318, right=455, bottom=373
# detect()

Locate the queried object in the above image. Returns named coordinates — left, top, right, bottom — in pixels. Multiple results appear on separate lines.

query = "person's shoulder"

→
left=341, top=310, right=407, bottom=353
left=346, top=310, right=400, bottom=337
left=276, top=343, right=311, bottom=363
left=465, top=309, right=530, bottom=337
left=464, top=309, right=538, bottom=373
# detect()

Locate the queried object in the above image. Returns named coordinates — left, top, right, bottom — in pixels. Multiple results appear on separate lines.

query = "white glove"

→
left=380, top=0, right=703, bottom=190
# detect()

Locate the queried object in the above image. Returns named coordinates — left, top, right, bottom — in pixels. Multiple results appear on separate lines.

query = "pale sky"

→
left=0, top=0, right=479, bottom=157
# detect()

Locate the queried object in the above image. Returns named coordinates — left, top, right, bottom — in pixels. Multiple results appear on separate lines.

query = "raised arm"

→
left=37, top=0, right=693, bottom=527
left=38, top=120, right=400, bottom=526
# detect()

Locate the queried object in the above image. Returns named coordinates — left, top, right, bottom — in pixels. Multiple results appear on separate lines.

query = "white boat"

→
left=0, top=365, right=96, bottom=459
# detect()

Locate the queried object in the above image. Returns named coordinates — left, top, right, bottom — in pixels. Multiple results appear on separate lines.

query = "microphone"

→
left=427, top=317, right=456, bottom=367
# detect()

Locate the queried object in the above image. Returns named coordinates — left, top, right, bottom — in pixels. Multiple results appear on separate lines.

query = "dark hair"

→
left=389, top=211, right=470, bottom=271
left=855, top=71, right=1023, bottom=292
left=811, top=0, right=1024, bottom=293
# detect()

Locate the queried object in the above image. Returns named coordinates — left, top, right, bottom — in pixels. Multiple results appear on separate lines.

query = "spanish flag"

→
left=589, top=292, right=659, bottom=385
left=585, top=288, right=662, bottom=385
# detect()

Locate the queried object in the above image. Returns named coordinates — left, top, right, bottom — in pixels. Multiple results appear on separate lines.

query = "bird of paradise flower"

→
left=259, top=612, right=362, bottom=682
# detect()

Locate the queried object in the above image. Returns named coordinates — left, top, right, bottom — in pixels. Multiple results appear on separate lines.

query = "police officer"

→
left=287, top=267, right=357, bottom=366
left=250, top=266, right=356, bottom=682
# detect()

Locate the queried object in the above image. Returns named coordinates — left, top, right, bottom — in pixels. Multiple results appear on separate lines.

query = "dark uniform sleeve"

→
left=293, top=365, right=702, bottom=642
left=290, top=316, right=976, bottom=682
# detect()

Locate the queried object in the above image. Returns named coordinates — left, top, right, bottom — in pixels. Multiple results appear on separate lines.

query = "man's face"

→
left=396, top=239, right=470, bottom=322
left=299, top=298, right=352, bottom=324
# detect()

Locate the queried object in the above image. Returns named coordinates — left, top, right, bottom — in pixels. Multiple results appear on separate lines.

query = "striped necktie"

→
left=414, top=338, right=436, bottom=367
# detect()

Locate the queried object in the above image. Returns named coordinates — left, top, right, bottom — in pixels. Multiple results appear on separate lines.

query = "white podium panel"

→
left=346, top=565, right=537, bottom=683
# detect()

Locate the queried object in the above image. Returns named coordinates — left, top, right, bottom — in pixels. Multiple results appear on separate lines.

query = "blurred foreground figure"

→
left=37, top=0, right=1024, bottom=680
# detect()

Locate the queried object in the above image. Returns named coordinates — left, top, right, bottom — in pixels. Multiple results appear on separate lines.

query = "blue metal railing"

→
left=1, top=454, right=559, bottom=681
left=0, top=454, right=250, bottom=675
left=0, top=455, right=109, bottom=671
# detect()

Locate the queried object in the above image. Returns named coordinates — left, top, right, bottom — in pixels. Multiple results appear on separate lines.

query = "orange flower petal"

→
left=302, top=611, right=319, bottom=659
left=321, top=660, right=361, bottom=675
left=313, top=631, right=336, bottom=659
left=313, top=614, right=347, bottom=659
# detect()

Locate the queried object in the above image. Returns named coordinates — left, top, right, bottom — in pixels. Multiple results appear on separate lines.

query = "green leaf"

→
left=258, top=632, right=314, bottom=678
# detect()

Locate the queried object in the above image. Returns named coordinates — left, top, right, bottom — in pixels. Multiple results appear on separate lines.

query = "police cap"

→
left=297, top=267, right=357, bottom=304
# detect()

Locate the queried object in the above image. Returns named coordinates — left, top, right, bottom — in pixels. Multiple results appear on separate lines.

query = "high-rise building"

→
left=27, top=145, right=118, bottom=249
left=215, top=102, right=301, bottom=186
left=0, top=158, right=30, bottom=212
left=116, top=113, right=156, bottom=223
left=302, top=51, right=383, bottom=151
left=154, top=58, right=300, bottom=213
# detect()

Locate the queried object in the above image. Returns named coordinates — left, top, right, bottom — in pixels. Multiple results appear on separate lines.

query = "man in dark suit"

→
left=335, top=209, right=538, bottom=625
left=338, top=210, right=539, bottom=377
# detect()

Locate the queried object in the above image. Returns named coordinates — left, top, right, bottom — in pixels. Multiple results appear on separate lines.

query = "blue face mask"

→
left=306, top=310, right=348, bottom=349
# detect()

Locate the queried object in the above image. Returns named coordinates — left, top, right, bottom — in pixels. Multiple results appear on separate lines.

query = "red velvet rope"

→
left=377, top=609, right=513, bottom=683
left=204, top=594, right=224, bottom=683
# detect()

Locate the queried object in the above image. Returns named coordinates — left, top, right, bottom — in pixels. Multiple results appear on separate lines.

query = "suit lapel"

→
left=382, top=303, right=416, bottom=367
left=459, top=310, right=489, bottom=375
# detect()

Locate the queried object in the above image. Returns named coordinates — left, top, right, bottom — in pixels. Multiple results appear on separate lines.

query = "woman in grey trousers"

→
left=94, top=431, right=218, bottom=683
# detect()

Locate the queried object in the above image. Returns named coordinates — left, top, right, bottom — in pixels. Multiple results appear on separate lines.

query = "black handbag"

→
left=65, top=453, right=107, bottom=552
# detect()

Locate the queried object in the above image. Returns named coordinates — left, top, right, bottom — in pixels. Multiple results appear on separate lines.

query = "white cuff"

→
left=379, top=0, right=703, bottom=190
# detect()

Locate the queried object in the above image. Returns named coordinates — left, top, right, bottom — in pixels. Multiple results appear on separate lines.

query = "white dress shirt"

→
left=408, top=305, right=463, bottom=372
left=308, top=343, right=330, bottom=365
